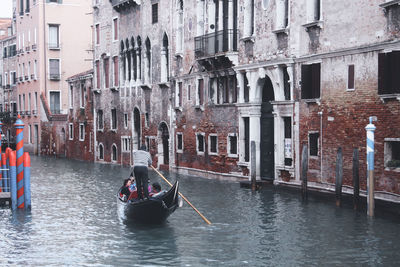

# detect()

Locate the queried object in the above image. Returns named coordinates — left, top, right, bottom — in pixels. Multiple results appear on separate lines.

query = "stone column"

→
left=236, top=72, right=244, bottom=103
left=249, top=110, right=261, bottom=179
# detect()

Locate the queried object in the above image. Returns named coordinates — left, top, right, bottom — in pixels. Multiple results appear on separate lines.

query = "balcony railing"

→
left=50, top=74, right=60, bottom=80
left=32, top=44, right=37, bottom=51
left=110, top=0, right=140, bottom=11
left=195, top=29, right=239, bottom=58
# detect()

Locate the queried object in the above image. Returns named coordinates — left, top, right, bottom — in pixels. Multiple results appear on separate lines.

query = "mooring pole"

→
left=365, top=117, right=376, bottom=217
left=335, top=147, right=343, bottom=207
left=250, top=141, right=256, bottom=191
left=353, top=148, right=360, bottom=210
left=301, top=145, right=308, bottom=200
left=0, top=120, right=2, bottom=192
left=15, top=115, right=25, bottom=209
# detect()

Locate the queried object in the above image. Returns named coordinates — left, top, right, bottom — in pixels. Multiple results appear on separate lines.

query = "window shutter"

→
left=312, top=63, right=321, bottom=98
left=378, top=53, right=386, bottom=95
left=348, top=65, right=355, bottom=89
left=301, top=64, right=311, bottom=99
left=392, top=51, right=400, bottom=94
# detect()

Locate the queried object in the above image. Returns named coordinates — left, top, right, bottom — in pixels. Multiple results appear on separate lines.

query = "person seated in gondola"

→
left=119, top=178, right=132, bottom=201
left=149, top=182, right=162, bottom=197
left=129, top=175, right=136, bottom=191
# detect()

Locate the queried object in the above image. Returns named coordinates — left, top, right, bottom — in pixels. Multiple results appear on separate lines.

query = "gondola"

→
left=117, top=181, right=181, bottom=224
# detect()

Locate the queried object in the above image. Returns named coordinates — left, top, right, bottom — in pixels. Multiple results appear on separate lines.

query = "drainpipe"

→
left=318, top=110, right=323, bottom=182
left=42, top=0, right=47, bottom=98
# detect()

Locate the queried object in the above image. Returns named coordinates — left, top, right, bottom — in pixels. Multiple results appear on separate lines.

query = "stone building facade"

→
left=66, top=70, right=94, bottom=161
left=94, top=0, right=400, bottom=199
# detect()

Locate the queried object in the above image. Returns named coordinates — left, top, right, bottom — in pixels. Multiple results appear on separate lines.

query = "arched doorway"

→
left=158, top=122, right=169, bottom=165
left=260, top=76, right=275, bottom=180
left=133, top=108, right=141, bottom=150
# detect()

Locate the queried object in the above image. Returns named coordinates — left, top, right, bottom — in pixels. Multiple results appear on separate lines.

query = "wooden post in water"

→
left=335, top=147, right=343, bottom=207
left=365, top=117, right=376, bottom=217
left=301, top=145, right=308, bottom=200
left=250, top=141, right=256, bottom=191
left=353, top=148, right=360, bottom=210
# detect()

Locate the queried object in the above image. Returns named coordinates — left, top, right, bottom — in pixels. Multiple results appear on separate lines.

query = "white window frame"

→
left=97, top=109, right=104, bottom=131
left=121, top=136, right=131, bottom=153
left=208, top=134, right=218, bottom=155
left=111, top=108, right=117, bottom=131
left=176, top=132, right=183, bottom=153
left=347, top=64, right=355, bottom=91
left=384, top=138, right=400, bottom=169
left=79, top=123, right=85, bottom=141
left=48, top=58, right=61, bottom=80
left=111, top=143, right=118, bottom=162
left=227, top=133, right=238, bottom=158
left=196, top=132, right=205, bottom=155
left=69, top=85, right=73, bottom=109
left=112, top=17, right=118, bottom=42
left=48, top=24, right=60, bottom=49
left=69, top=123, right=74, bottom=140
left=98, top=143, right=104, bottom=160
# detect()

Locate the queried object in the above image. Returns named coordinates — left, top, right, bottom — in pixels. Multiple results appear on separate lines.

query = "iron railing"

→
left=195, top=29, right=239, bottom=58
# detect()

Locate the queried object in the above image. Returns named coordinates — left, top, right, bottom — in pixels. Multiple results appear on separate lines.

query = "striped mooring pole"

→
left=10, top=150, right=17, bottom=210
left=365, top=116, right=376, bottom=217
left=23, top=152, right=31, bottom=210
left=15, top=116, right=25, bottom=209
left=0, top=120, right=2, bottom=192
left=2, top=152, right=7, bottom=192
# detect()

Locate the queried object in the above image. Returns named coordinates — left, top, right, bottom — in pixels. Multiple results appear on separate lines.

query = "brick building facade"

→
left=91, top=0, right=400, bottom=200
left=66, top=70, right=95, bottom=161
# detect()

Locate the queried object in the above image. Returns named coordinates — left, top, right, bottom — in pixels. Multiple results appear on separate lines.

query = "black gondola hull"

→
left=117, top=181, right=180, bottom=224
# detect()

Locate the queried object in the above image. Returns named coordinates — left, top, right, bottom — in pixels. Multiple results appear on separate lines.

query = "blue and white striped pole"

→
left=365, top=116, right=376, bottom=217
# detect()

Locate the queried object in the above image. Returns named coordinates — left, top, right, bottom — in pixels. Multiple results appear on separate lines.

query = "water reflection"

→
left=0, top=156, right=400, bottom=266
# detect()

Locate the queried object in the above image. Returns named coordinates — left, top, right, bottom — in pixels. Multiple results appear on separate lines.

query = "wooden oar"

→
left=151, top=165, right=211, bottom=225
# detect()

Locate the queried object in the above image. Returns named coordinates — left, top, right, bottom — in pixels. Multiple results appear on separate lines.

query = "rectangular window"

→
left=177, top=132, right=183, bottom=152
left=284, top=117, right=292, bottom=166
left=309, top=132, right=319, bottom=157
left=301, top=63, right=321, bottom=99
left=124, top=113, right=128, bottom=129
left=80, top=83, right=85, bottom=108
left=196, top=133, right=205, bottom=154
left=244, top=117, right=250, bottom=162
left=178, top=82, right=183, bottom=107
left=113, top=18, right=118, bottom=41
left=187, top=84, right=191, bottom=101
left=113, top=56, right=119, bottom=87
left=49, top=91, right=60, bottom=114
left=209, top=134, right=218, bottom=155
left=49, top=59, right=60, bottom=80
left=69, top=85, right=73, bottom=108
left=197, top=78, right=204, bottom=106
left=378, top=51, right=400, bottom=95
left=34, top=92, right=38, bottom=114
left=69, top=123, right=73, bottom=140
left=79, top=123, right=85, bottom=141
left=228, top=134, right=238, bottom=157
left=384, top=139, right=400, bottom=168
left=152, top=3, right=158, bottom=24
left=121, top=137, right=131, bottom=152
left=49, top=25, right=59, bottom=49
left=28, top=125, right=32, bottom=143
left=97, top=110, right=103, bottom=130
left=28, top=93, right=31, bottom=115
left=104, top=58, right=110, bottom=88
left=95, top=60, right=100, bottom=89
left=111, top=108, right=117, bottom=130
left=95, top=24, right=100, bottom=45
left=11, top=71, right=16, bottom=85
left=348, top=65, right=355, bottom=90
left=34, top=60, right=37, bottom=79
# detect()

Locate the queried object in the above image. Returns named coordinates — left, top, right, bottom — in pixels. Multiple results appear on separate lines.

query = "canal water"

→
left=1, top=156, right=400, bottom=266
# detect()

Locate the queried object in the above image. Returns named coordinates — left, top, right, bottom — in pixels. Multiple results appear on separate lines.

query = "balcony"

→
left=50, top=74, right=60, bottom=81
left=31, top=74, right=35, bottom=80
left=32, top=44, right=37, bottom=51
left=110, top=0, right=140, bottom=12
left=194, top=29, right=239, bottom=70
left=26, top=110, right=31, bottom=116
left=25, top=46, right=30, bottom=53
left=32, top=109, right=37, bottom=115
left=19, top=77, right=23, bottom=82
left=25, top=75, right=29, bottom=81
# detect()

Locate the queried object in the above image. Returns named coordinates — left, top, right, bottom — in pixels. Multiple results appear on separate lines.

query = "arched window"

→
left=145, top=38, right=151, bottom=84
left=136, top=36, right=142, bottom=82
left=176, top=0, right=184, bottom=54
left=161, top=33, right=169, bottom=83
left=99, top=143, right=104, bottom=160
left=112, top=144, right=117, bottom=162
left=131, top=37, right=137, bottom=81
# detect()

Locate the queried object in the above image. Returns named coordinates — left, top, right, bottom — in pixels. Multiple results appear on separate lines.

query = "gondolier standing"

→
left=132, top=145, right=153, bottom=200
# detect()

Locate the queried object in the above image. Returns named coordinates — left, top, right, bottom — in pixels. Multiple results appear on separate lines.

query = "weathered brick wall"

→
left=298, top=52, right=400, bottom=193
